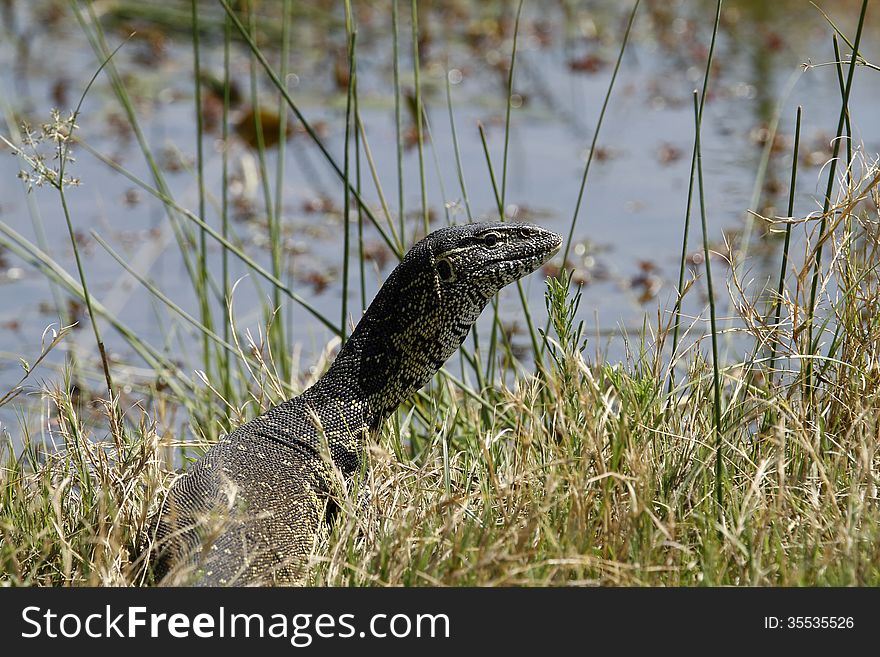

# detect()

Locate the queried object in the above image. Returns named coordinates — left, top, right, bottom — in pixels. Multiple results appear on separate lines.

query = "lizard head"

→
left=329, top=221, right=561, bottom=424
left=424, top=221, right=562, bottom=305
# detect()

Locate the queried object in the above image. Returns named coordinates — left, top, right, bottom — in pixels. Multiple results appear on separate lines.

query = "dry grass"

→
left=2, top=0, right=879, bottom=587
left=3, top=159, right=880, bottom=586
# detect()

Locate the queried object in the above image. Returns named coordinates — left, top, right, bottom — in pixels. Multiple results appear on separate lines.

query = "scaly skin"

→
left=149, top=222, right=562, bottom=585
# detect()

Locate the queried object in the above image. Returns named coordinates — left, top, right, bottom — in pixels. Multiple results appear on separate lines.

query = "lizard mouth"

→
left=497, top=235, right=562, bottom=270
left=479, top=247, right=559, bottom=282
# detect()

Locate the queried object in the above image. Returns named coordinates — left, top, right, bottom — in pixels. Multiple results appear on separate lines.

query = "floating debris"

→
left=302, top=196, right=339, bottom=215
left=656, top=142, right=683, bottom=165
left=199, top=71, right=242, bottom=107
left=748, top=123, right=788, bottom=154
left=629, top=260, right=663, bottom=303
left=299, top=268, right=338, bottom=295
left=362, top=241, right=392, bottom=271
left=234, top=108, right=295, bottom=150
left=800, top=131, right=834, bottom=168
left=159, top=145, right=192, bottom=173
left=123, top=188, right=141, bottom=206
left=567, top=53, right=606, bottom=74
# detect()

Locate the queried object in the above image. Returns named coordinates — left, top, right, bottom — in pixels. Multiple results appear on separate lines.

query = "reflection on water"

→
left=1, top=0, right=878, bottom=432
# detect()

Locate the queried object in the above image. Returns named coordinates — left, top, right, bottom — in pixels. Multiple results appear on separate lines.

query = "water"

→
left=1, top=0, right=878, bottom=436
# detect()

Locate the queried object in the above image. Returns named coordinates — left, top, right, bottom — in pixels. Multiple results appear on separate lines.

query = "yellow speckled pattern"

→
left=149, top=222, right=562, bottom=585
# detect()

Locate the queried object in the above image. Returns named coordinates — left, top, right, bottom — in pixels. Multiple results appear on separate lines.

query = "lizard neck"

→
left=305, top=239, right=481, bottom=434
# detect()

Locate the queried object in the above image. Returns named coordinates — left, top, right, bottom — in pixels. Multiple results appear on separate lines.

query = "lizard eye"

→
left=518, top=226, right=533, bottom=238
left=483, top=232, right=499, bottom=247
left=436, top=258, right=455, bottom=282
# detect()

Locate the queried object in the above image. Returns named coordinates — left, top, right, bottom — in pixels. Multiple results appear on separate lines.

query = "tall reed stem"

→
left=767, top=106, right=801, bottom=380
left=693, top=91, right=723, bottom=514
left=805, top=0, right=868, bottom=396
left=668, top=0, right=722, bottom=394
left=411, top=0, right=429, bottom=235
